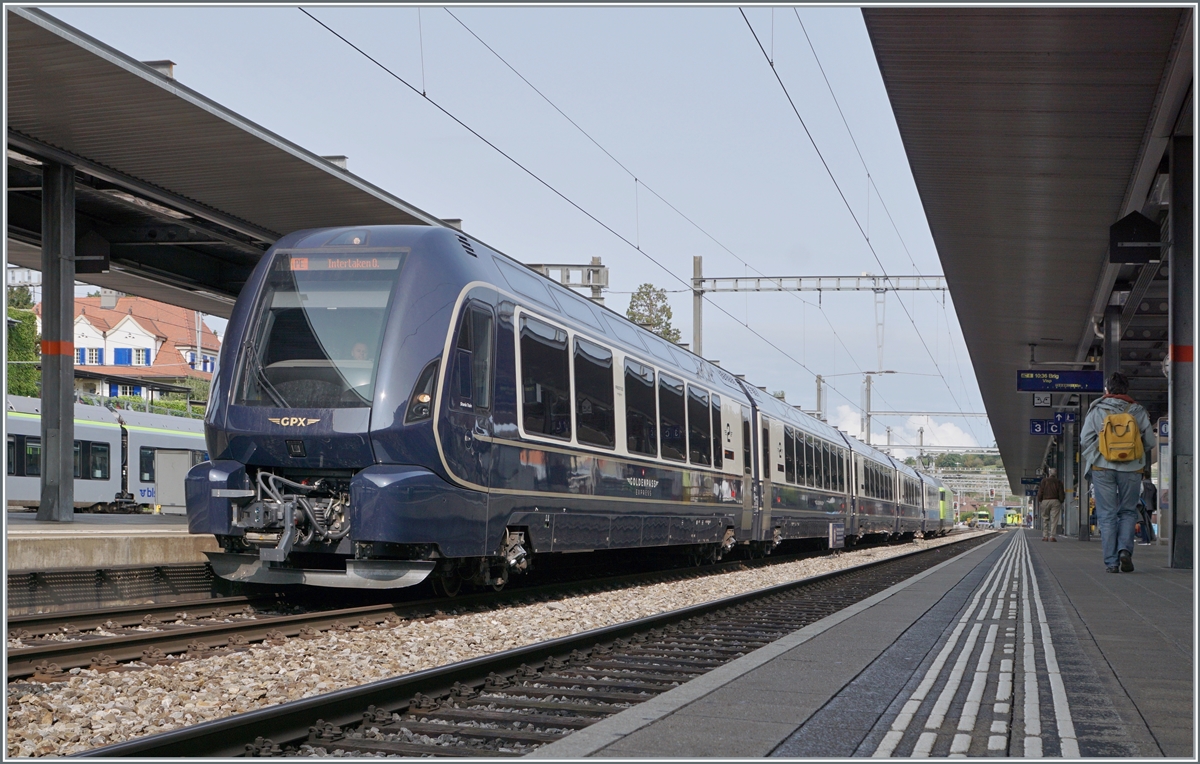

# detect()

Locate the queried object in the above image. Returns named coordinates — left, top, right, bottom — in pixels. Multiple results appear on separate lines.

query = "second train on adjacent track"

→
left=187, top=225, right=950, bottom=593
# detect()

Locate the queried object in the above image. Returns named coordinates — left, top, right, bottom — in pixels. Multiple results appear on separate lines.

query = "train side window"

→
left=741, top=406, right=751, bottom=475
left=624, top=360, right=657, bottom=457
left=784, top=428, right=796, bottom=484
left=7, top=437, right=15, bottom=476
left=452, top=316, right=474, bottom=408
left=519, top=315, right=571, bottom=440
left=762, top=423, right=769, bottom=479
left=822, top=442, right=832, bottom=491
left=574, top=337, right=615, bottom=448
left=74, top=441, right=83, bottom=480
left=658, top=374, right=686, bottom=462
left=711, top=394, right=723, bottom=470
left=803, top=435, right=815, bottom=488
left=470, top=308, right=494, bottom=410
left=140, top=447, right=156, bottom=482
left=405, top=360, right=440, bottom=423
left=838, top=449, right=846, bottom=493
left=90, top=443, right=110, bottom=480
left=687, top=385, right=711, bottom=466
left=25, top=437, right=41, bottom=477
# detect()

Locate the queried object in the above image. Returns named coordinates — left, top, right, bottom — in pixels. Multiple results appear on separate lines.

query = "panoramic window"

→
left=659, top=373, right=686, bottom=462
left=741, top=406, right=751, bottom=475
left=687, top=386, right=711, bottom=466
left=784, top=428, right=796, bottom=484
left=804, top=435, right=816, bottom=487
left=520, top=315, right=571, bottom=440
left=236, top=252, right=405, bottom=409
left=574, top=337, right=615, bottom=448
left=711, top=394, right=723, bottom=470
left=624, top=360, right=657, bottom=457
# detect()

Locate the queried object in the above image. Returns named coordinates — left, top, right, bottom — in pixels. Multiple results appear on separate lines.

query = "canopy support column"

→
left=1169, top=134, right=1193, bottom=569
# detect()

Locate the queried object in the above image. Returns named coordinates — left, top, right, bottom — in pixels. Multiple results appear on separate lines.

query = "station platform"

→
left=532, top=530, right=1193, bottom=759
left=5, top=512, right=216, bottom=572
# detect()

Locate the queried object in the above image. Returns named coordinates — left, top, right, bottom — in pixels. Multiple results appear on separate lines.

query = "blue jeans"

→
left=1092, top=468, right=1141, bottom=567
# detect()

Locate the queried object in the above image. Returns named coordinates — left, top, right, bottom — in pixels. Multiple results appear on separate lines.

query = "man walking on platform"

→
left=1037, top=468, right=1065, bottom=541
left=1080, top=372, right=1156, bottom=573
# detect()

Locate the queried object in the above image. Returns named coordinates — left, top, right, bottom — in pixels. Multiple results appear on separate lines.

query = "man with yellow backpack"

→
left=1080, top=372, right=1156, bottom=573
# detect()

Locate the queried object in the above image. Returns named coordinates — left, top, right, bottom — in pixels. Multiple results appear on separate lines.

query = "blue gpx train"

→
left=188, top=226, right=949, bottom=592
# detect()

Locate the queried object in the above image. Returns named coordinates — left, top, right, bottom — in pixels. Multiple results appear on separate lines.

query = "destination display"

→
left=1017, top=370, right=1103, bottom=393
left=281, top=255, right=403, bottom=271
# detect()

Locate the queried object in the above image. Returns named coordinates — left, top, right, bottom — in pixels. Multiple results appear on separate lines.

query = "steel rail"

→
left=76, top=533, right=995, bottom=757
left=8, top=542, right=856, bottom=679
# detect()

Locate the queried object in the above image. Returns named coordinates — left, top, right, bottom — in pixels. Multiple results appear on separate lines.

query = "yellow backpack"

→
left=1098, top=407, right=1143, bottom=462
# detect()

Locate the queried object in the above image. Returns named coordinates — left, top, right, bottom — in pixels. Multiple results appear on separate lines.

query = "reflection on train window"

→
left=25, top=437, right=41, bottom=476
left=687, top=386, right=711, bottom=466
left=141, top=447, right=156, bottom=482
left=236, top=253, right=405, bottom=409
left=574, top=337, right=614, bottom=448
left=741, top=406, right=751, bottom=475
left=658, top=374, right=686, bottom=462
left=784, top=427, right=796, bottom=484
left=624, top=360, right=657, bottom=457
left=7, top=437, right=14, bottom=475
left=74, top=441, right=83, bottom=479
left=90, top=443, right=110, bottom=480
left=711, top=394, right=723, bottom=470
left=519, top=315, right=571, bottom=440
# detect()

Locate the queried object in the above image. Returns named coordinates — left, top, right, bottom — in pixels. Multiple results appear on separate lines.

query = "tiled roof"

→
left=71, top=296, right=221, bottom=352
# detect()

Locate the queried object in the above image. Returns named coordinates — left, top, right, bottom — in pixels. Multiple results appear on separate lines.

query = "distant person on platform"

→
left=1037, top=468, right=1065, bottom=542
left=1136, top=468, right=1157, bottom=545
left=1080, top=372, right=1156, bottom=573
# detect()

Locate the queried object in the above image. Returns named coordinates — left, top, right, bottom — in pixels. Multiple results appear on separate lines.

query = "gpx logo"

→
left=268, top=417, right=321, bottom=427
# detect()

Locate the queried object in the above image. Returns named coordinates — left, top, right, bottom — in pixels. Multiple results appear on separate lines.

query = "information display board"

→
left=1017, top=370, right=1103, bottom=393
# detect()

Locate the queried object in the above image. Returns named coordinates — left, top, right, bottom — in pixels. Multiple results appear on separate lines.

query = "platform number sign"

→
left=1033, top=393, right=1052, bottom=407
left=1047, top=421, right=1063, bottom=435
left=1030, top=419, right=1048, bottom=435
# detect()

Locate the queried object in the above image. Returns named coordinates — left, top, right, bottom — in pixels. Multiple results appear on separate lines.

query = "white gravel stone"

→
left=6, top=531, right=990, bottom=756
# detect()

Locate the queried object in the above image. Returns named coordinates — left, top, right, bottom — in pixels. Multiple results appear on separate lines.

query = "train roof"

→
left=7, top=394, right=118, bottom=423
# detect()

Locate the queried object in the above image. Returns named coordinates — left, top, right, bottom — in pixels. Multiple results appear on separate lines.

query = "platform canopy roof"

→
left=6, top=7, right=455, bottom=317
left=863, top=7, right=1192, bottom=492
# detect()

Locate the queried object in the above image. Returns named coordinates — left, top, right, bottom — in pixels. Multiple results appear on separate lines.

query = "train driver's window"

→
left=140, top=447, right=156, bottom=482
left=73, top=441, right=83, bottom=480
left=471, top=308, right=494, bottom=410
left=658, top=374, right=686, bottom=462
left=687, top=386, right=711, bottom=466
left=711, top=394, right=723, bottom=470
left=784, top=428, right=796, bottom=484
left=574, top=337, right=615, bottom=448
left=519, top=315, right=571, bottom=440
left=624, top=360, right=657, bottom=457
left=25, top=437, right=41, bottom=477
left=90, top=443, right=110, bottom=480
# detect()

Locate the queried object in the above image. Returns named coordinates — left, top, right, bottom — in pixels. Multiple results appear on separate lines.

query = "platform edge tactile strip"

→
left=525, top=536, right=1004, bottom=759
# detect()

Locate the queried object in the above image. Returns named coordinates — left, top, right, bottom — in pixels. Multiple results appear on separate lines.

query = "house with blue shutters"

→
left=34, top=295, right=220, bottom=400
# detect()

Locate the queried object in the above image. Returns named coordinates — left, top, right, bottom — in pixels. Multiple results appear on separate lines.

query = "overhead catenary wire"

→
left=300, top=8, right=869, bottom=415
left=791, top=8, right=982, bottom=440
left=442, top=8, right=877, bottom=402
left=740, top=8, right=976, bottom=435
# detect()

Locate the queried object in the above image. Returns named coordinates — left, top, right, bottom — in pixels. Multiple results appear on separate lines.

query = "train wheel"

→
left=431, top=573, right=462, bottom=598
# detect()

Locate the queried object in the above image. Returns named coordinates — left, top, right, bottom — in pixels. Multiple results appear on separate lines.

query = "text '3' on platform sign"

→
left=1016, top=370, right=1104, bottom=393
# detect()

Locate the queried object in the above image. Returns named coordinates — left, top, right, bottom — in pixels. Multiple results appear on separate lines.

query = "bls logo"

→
left=268, top=417, right=321, bottom=427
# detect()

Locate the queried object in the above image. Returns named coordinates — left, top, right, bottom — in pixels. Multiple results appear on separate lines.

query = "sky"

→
left=38, top=5, right=993, bottom=454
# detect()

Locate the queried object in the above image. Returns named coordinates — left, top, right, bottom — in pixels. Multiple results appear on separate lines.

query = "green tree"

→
left=626, top=284, right=681, bottom=343
left=7, top=307, right=40, bottom=396
left=7, top=285, right=34, bottom=309
left=935, top=452, right=964, bottom=469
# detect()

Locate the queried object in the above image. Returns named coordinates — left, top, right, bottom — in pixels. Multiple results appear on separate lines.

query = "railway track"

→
left=8, top=539, right=902, bottom=680
left=77, top=532, right=995, bottom=758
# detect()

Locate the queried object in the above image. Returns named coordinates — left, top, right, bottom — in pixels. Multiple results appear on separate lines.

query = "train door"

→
left=446, top=301, right=496, bottom=489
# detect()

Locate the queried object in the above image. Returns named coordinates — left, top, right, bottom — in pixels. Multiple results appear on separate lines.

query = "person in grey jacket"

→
left=1080, top=372, right=1156, bottom=573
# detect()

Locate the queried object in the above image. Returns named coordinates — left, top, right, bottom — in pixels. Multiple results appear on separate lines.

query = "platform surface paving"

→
left=5, top=512, right=216, bottom=570
left=530, top=530, right=1193, bottom=758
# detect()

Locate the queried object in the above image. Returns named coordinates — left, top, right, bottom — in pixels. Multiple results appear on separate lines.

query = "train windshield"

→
left=235, top=251, right=406, bottom=409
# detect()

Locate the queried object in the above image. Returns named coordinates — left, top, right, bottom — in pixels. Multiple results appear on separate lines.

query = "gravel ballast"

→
left=6, top=531, right=992, bottom=756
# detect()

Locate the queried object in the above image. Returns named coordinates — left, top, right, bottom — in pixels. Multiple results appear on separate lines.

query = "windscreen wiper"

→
left=244, top=339, right=290, bottom=408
